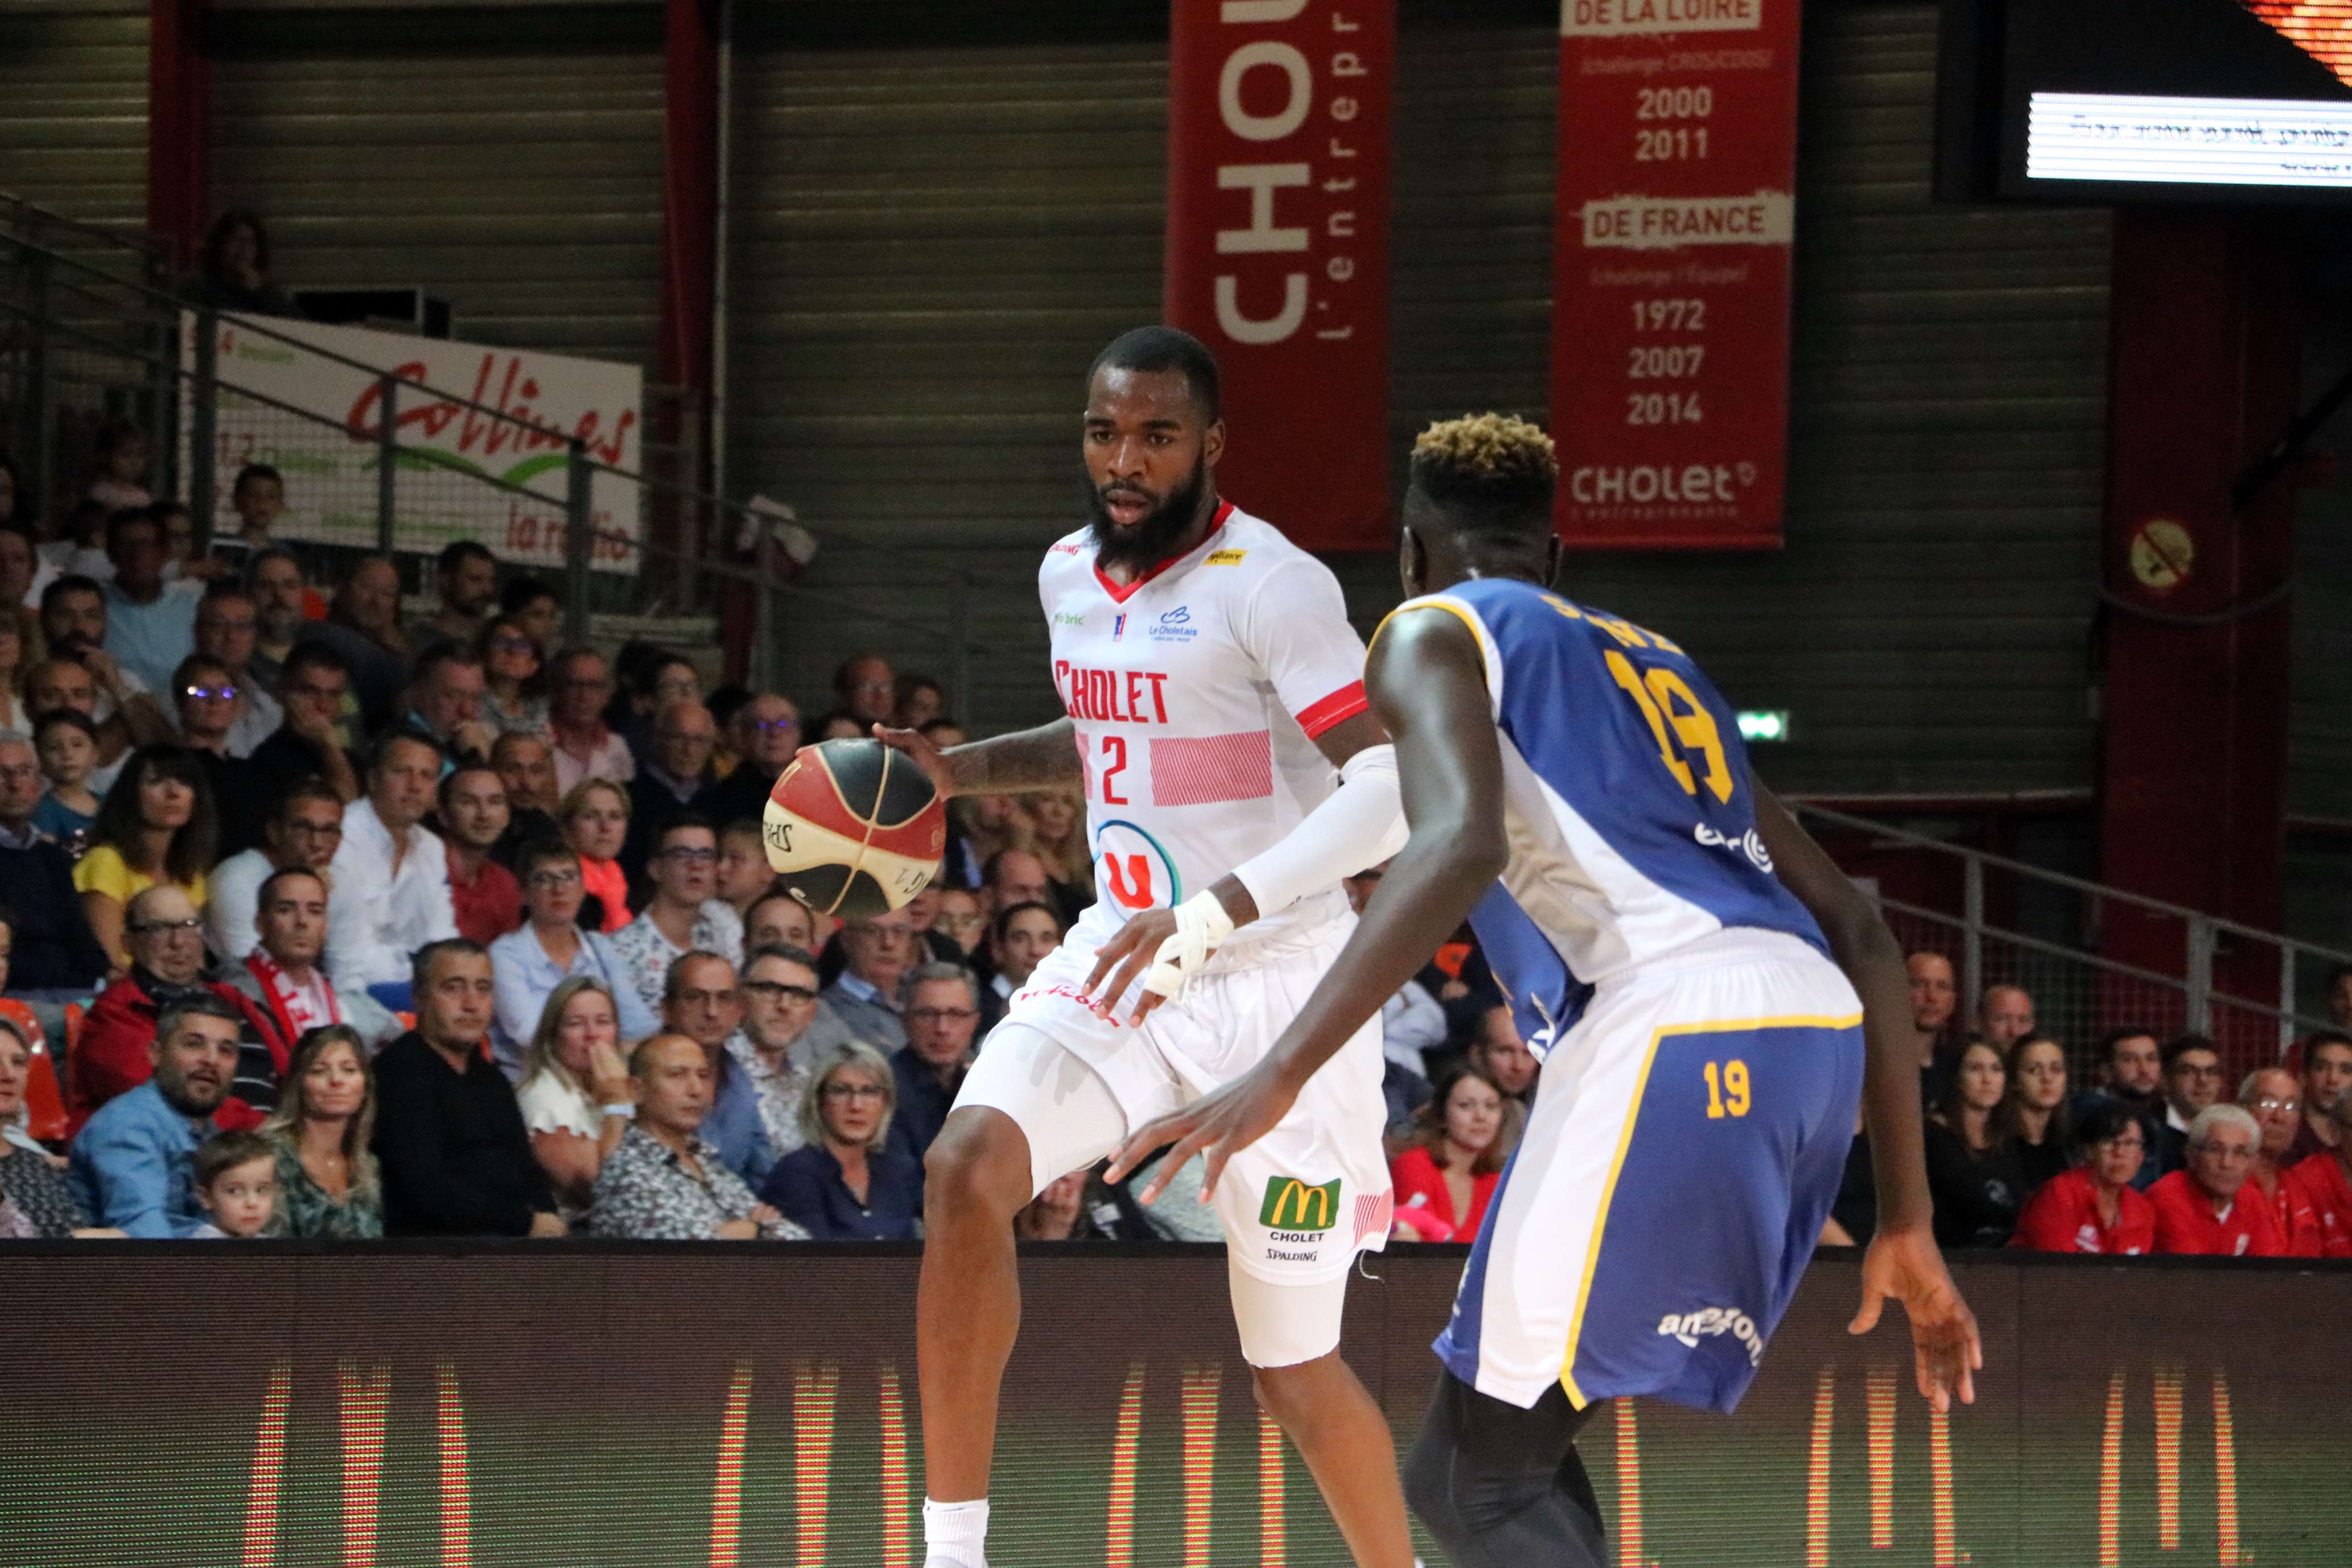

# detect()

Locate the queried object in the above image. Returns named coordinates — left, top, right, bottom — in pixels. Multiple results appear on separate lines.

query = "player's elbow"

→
left=1818, top=892, right=1901, bottom=975
left=1426, top=813, right=1509, bottom=890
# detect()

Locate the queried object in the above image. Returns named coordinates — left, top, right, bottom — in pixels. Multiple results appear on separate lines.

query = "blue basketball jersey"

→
left=1389, top=576, right=1826, bottom=1055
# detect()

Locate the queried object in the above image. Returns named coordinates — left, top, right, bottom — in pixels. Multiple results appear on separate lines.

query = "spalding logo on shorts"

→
left=763, top=738, right=946, bottom=919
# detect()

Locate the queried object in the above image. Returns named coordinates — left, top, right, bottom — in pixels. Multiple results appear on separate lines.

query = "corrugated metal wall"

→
left=0, top=1, right=2126, bottom=800
left=731, top=2, right=2115, bottom=790
left=0, top=4, right=149, bottom=232
left=208, top=6, right=666, bottom=368
left=723, top=33, right=1168, bottom=728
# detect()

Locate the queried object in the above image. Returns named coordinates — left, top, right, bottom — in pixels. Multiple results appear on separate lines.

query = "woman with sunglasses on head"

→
left=475, top=614, right=551, bottom=738
left=487, top=838, right=660, bottom=1081
left=758, top=1039, right=922, bottom=1239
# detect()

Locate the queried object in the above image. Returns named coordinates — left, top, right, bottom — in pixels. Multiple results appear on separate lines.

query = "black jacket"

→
left=370, top=1031, right=554, bottom=1236
left=0, top=837, right=109, bottom=990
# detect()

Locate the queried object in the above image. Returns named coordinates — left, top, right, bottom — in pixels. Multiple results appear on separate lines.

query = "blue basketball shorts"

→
left=1434, top=928, right=1865, bottom=1414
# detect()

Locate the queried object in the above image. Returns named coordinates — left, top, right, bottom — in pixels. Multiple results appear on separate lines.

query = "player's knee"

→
left=1246, top=1356, right=1327, bottom=1432
left=923, top=1108, right=1032, bottom=1223
left=1402, top=1400, right=1465, bottom=1537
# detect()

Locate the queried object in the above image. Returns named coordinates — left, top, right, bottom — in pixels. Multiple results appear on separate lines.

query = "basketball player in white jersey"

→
left=876, top=328, right=1417, bottom=1568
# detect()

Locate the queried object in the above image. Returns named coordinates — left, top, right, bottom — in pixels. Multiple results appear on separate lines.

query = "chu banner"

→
left=1165, top=0, right=1395, bottom=552
left=179, top=313, right=644, bottom=572
left=1552, top=0, right=1802, bottom=549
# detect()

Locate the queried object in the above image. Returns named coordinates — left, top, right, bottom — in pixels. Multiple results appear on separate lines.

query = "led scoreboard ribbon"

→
left=1551, top=0, right=1803, bottom=549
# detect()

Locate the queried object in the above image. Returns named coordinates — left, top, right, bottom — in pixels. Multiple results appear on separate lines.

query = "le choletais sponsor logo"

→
left=1149, top=605, right=1200, bottom=643
left=1658, top=1305, right=1765, bottom=1366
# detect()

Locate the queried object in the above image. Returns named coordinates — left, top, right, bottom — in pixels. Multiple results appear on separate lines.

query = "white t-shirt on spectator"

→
left=517, top=1070, right=602, bottom=1139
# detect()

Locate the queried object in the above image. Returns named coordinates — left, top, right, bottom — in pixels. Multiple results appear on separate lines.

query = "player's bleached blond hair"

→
left=1408, top=413, right=1556, bottom=534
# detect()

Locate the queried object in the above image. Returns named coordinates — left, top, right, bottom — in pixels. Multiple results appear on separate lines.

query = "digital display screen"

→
left=1949, top=0, right=2352, bottom=200
left=1, top=1243, right=2345, bottom=1567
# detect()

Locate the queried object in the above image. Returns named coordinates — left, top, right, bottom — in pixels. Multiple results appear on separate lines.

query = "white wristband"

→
left=600, top=1103, right=636, bottom=1119
left=1141, top=890, right=1237, bottom=1000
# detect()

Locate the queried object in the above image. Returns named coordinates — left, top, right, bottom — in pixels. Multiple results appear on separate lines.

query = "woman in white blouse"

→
left=516, top=976, right=636, bottom=1217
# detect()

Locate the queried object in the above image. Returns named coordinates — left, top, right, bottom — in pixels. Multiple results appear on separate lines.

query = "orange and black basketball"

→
left=763, top=738, right=948, bottom=919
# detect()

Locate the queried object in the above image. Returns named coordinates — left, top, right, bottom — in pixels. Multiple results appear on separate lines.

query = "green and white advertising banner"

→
left=179, top=311, right=644, bottom=572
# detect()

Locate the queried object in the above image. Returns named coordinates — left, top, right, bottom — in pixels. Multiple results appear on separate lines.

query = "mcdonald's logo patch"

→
left=1258, top=1176, right=1341, bottom=1233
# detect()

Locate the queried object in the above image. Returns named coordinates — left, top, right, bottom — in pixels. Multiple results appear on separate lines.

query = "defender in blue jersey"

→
left=1111, top=415, right=1980, bottom=1568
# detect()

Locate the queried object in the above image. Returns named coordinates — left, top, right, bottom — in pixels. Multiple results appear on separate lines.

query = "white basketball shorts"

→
left=955, top=905, right=1393, bottom=1290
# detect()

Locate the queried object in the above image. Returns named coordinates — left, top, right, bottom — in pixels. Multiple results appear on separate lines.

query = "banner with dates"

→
left=1552, top=0, right=1802, bottom=548
left=1165, top=0, right=1394, bottom=552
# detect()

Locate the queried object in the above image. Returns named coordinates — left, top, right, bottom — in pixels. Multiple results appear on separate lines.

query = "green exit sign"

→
left=1737, top=709, right=1791, bottom=743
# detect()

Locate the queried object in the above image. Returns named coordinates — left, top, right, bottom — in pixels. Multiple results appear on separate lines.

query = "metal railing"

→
left=1794, top=802, right=2352, bottom=1079
left=0, top=194, right=984, bottom=713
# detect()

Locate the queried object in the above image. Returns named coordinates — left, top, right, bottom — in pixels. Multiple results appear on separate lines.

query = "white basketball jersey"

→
left=1040, top=501, right=1370, bottom=946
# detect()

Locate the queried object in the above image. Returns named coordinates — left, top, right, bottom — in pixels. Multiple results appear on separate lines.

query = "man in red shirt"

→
left=2149, top=1104, right=2284, bottom=1257
left=438, top=765, right=521, bottom=947
left=2285, top=1086, right=2352, bottom=1258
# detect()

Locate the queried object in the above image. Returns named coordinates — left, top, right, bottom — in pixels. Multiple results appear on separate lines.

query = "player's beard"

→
left=1085, top=454, right=1210, bottom=574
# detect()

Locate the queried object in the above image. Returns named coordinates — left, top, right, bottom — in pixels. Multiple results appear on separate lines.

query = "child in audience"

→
left=87, top=418, right=154, bottom=513
left=31, top=709, right=102, bottom=849
left=187, top=1131, right=278, bottom=1238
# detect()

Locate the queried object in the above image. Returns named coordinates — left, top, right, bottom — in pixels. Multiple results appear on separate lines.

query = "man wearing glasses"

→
left=192, top=586, right=283, bottom=758
left=700, top=692, right=801, bottom=828
left=71, top=884, right=287, bottom=1129
left=729, top=943, right=851, bottom=1159
left=547, top=647, right=635, bottom=795
left=204, top=779, right=360, bottom=963
left=891, top=963, right=983, bottom=1161
left=833, top=654, right=897, bottom=728
left=660, top=950, right=773, bottom=1186
left=611, top=818, right=745, bottom=1019
left=248, top=642, right=361, bottom=810
left=170, top=652, right=266, bottom=857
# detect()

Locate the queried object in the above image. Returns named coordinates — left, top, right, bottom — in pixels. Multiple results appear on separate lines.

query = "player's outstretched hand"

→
left=870, top=723, right=958, bottom=802
left=1850, top=1226, right=1982, bottom=1412
left=1104, top=1056, right=1299, bottom=1204
left=1081, top=909, right=1179, bottom=1024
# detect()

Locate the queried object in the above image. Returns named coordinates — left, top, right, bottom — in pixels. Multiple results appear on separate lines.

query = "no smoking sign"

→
left=2128, top=517, right=2196, bottom=593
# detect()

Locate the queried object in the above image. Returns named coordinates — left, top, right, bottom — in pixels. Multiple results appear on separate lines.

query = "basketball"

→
left=762, top=737, right=948, bottom=919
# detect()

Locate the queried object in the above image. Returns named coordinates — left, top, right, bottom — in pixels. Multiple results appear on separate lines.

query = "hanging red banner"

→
left=1551, top=0, right=1803, bottom=549
left=1165, top=0, right=1395, bottom=552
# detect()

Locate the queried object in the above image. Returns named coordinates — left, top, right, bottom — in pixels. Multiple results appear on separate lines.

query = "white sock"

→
left=923, top=1497, right=990, bottom=1568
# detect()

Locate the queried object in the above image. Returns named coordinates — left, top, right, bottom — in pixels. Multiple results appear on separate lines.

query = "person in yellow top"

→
left=74, top=743, right=216, bottom=969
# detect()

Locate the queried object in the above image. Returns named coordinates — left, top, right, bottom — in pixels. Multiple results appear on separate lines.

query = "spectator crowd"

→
left=1, top=437, right=2347, bottom=1262
left=0, top=447, right=1147, bottom=1242
left=1814, top=950, right=2352, bottom=1260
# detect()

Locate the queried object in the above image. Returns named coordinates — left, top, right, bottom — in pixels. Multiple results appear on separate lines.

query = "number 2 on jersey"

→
left=1703, top=1059, right=1751, bottom=1118
left=1605, top=649, right=1735, bottom=803
left=1099, top=735, right=1128, bottom=805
